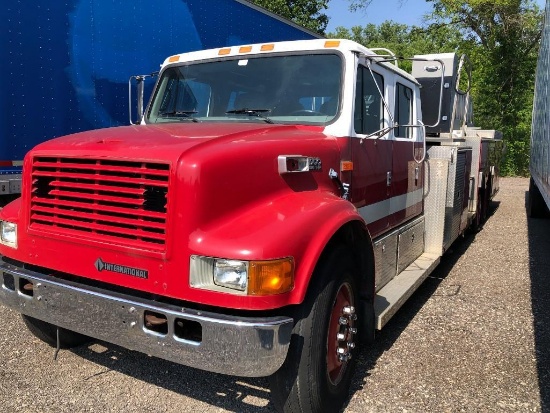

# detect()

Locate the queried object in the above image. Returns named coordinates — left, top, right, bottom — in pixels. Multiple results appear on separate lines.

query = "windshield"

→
left=146, top=53, right=342, bottom=125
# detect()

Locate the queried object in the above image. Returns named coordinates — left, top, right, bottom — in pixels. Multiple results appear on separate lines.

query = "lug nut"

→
left=338, top=317, right=348, bottom=325
left=338, top=353, right=352, bottom=362
left=343, top=306, right=355, bottom=315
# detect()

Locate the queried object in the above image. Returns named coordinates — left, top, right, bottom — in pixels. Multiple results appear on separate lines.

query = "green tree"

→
left=248, top=0, right=330, bottom=34
left=427, top=0, right=543, bottom=175
left=328, top=21, right=463, bottom=71
left=337, top=0, right=544, bottom=175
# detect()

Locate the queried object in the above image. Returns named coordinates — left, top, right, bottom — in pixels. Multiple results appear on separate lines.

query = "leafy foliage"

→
left=248, top=0, right=330, bottom=34
left=331, top=0, right=544, bottom=175
left=428, top=0, right=543, bottom=175
left=328, top=21, right=463, bottom=72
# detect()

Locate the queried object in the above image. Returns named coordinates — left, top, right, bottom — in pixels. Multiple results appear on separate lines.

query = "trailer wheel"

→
left=528, top=177, right=549, bottom=218
left=474, top=186, right=488, bottom=231
left=269, top=247, right=360, bottom=413
left=473, top=193, right=484, bottom=231
left=21, top=315, right=90, bottom=348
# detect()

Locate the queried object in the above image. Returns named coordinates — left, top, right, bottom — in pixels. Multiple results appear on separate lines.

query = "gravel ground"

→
left=0, top=177, right=548, bottom=412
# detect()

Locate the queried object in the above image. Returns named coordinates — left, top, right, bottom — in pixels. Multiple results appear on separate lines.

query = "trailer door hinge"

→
left=386, top=171, right=392, bottom=187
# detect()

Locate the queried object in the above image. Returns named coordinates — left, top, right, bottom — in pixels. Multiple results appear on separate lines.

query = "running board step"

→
left=374, top=252, right=441, bottom=330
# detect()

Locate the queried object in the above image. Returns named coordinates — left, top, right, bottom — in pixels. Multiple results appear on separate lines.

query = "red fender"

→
left=188, top=190, right=370, bottom=308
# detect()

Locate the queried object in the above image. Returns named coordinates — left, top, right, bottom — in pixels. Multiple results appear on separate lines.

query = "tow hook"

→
left=145, top=313, right=167, bottom=326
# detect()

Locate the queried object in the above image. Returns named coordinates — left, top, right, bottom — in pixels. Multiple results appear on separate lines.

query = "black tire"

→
left=473, top=186, right=488, bottom=231
left=485, top=178, right=492, bottom=218
left=527, top=177, right=550, bottom=218
left=21, top=315, right=90, bottom=348
left=269, top=247, right=362, bottom=413
left=359, top=296, right=375, bottom=346
left=473, top=192, right=484, bottom=232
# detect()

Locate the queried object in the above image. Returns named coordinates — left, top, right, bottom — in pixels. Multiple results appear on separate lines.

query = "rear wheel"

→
left=269, top=247, right=363, bottom=413
left=474, top=188, right=487, bottom=231
left=21, top=315, right=90, bottom=348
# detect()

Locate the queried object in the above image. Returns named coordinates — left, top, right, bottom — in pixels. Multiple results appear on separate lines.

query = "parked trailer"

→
left=0, top=0, right=319, bottom=205
left=0, top=39, right=502, bottom=412
left=529, top=0, right=550, bottom=218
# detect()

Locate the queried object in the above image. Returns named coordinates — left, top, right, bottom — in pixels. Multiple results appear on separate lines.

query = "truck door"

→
left=390, top=81, right=424, bottom=228
left=351, top=63, right=393, bottom=238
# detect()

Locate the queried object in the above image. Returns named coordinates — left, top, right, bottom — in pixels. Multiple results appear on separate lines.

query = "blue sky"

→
left=326, top=0, right=430, bottom=32
left=325, top=0, right=548, bottom=33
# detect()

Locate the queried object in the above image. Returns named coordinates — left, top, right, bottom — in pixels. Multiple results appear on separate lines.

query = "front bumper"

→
left=0, top=259, right=293, bottom=377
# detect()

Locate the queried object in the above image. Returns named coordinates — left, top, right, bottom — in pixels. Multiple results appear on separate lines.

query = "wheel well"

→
left=321, top=221, right=375, bottom=302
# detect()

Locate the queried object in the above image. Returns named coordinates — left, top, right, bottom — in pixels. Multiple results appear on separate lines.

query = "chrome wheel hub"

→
left=336, top=305, right=357, bottom=362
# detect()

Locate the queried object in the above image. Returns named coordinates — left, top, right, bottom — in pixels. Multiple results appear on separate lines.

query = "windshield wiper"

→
left=158, top=110, right=200, bottom=122
left=225, top=108, right=274, bottom=124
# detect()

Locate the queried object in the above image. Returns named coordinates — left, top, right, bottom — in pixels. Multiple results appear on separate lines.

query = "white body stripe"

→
left=358, top=188, right=424, bottom=224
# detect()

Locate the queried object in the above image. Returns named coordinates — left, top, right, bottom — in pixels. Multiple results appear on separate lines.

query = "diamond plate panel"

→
left=374, top=230, right=398, bottom=292
left=443, top=150, right=467, bottom=249
left=397, top=217, right=425, bottom=273
left=424, top=152, right=449, bottom=255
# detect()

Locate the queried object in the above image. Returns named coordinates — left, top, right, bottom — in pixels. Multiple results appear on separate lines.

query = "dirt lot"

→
left=0, top=177, right=548, bottom=412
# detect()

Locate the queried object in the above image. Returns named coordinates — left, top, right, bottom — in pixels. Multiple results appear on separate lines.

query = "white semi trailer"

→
left=529, top=0, right=550, bottom=218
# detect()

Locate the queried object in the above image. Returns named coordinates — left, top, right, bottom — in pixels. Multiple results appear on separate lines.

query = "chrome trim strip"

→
left=0, top=260, right=293, bottom=377
left=358, top=188, right=424, bottom=224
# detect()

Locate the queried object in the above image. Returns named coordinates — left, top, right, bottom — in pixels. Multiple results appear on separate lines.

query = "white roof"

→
left=161, top=39, right=419, bottom=84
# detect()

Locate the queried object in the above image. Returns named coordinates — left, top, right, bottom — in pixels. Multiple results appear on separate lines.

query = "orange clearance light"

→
left=239, top=46, right=253, bottom=53
left=341, top=161, right=354, bottom=171
left=168, top=55, right=180, bottom=63
left=218, top=48, right=231, bottom=55
left=248, top=258, right=294, bottom=296
left=324, top=40, right=341, bottom=48
left=261, top=44, right=275, bottom=51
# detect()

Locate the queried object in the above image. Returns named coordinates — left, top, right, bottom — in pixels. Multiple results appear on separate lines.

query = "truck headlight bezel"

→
left=190, top=255, right=294, bottom=296
left=0, top=221, right=18, bottom=249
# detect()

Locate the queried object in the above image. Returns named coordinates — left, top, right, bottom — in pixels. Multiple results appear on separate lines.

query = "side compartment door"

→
left=351, top=63, right=392, bottom=239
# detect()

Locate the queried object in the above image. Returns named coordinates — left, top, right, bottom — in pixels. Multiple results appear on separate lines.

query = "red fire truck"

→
left=0, top=39, right=502, bottom=412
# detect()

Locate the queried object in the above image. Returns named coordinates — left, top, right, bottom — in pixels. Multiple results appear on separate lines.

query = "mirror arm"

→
left=128, top=72, right=158, bottom=125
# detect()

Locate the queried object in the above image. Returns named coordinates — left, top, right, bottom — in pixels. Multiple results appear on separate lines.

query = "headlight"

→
left=214, top=260, right=248, bottom=291
left=0, top=221, right=17, bottom=249
left=190, top=256, right=294, bottom=296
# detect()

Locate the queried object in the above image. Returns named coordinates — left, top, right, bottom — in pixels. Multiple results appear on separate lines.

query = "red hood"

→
left=7, top=121, right=346, bottom=310
left=31, top=123, right=325, bottom=162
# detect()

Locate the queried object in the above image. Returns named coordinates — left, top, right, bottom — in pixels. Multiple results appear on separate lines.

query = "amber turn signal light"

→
left=248, top=258, right=294, bottom=296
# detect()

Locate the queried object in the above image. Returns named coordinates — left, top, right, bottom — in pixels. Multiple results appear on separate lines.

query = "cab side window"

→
left=354, top=66, right=384, bottom=135
left=395, top=83, right=413, bottom=138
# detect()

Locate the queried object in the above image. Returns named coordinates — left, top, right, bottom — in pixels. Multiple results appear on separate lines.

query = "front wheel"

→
left=22, top=315, right=91, bottom=348
left=269, top=248, right=361, bottom=413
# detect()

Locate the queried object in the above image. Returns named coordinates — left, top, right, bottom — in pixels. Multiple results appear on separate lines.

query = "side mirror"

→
left=128, top=72, right=158, bottom=125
